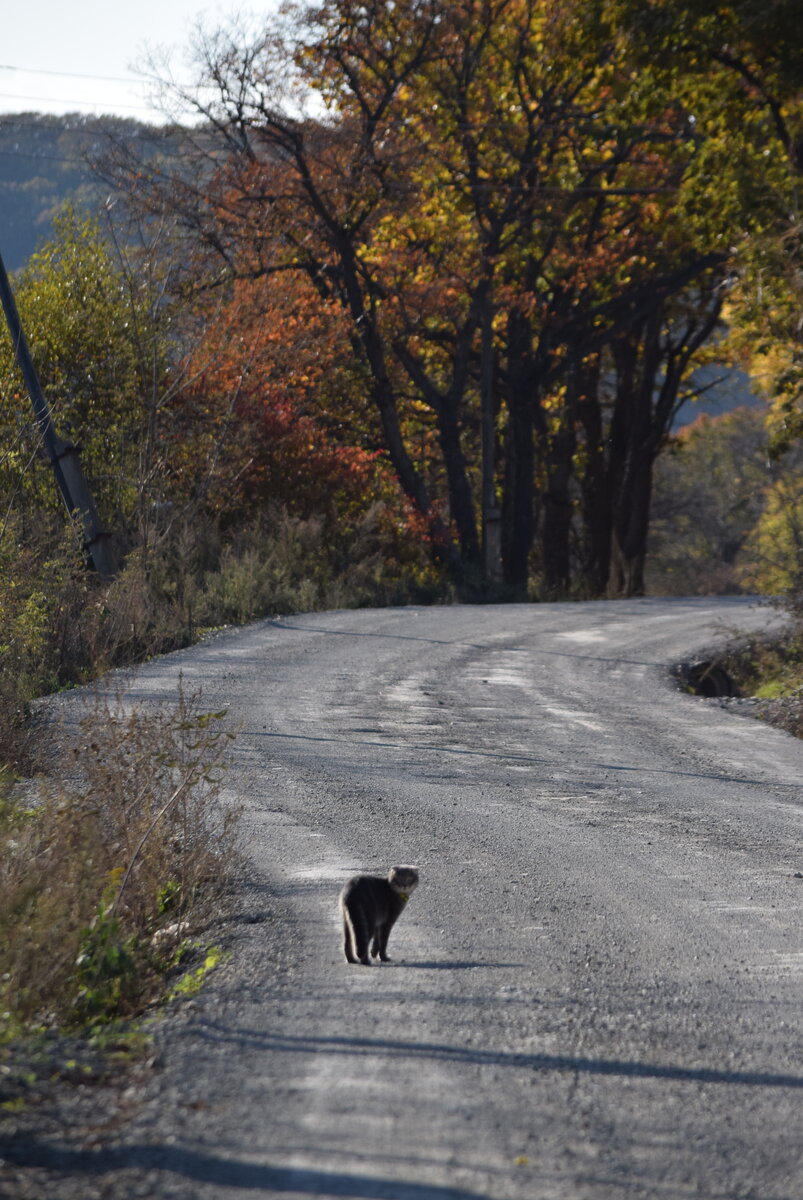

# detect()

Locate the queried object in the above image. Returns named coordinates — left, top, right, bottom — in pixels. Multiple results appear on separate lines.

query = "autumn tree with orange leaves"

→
left=166, top=274, right=380, bottom=524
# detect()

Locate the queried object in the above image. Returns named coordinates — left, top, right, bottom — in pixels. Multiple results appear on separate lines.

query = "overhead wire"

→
left=0, top=63, right=157, bottom=86
left=0, top=62, right=185, bottom=117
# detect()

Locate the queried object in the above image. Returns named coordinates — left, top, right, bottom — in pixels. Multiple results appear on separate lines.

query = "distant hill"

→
left=0, top=112, right=175, bottom=269
left=674, top=363, right=764, bottom=428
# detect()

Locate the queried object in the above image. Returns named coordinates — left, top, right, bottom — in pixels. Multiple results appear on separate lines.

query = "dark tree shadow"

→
left=0, top=1143, right=483, bottom=1198
left=189, top=1024, right=803, bottom=1091
left=393, top=961, right=521, bottom=970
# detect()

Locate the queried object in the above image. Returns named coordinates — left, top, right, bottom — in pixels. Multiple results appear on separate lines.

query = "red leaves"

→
left=165, top=274, right=385, bottom=524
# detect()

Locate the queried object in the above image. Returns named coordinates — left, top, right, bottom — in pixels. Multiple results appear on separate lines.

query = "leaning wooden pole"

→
left=0, top=250, right=117, bottom=578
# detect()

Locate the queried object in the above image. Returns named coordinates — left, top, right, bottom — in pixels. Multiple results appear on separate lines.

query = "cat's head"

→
left=388, top=866, right=419, bottom=896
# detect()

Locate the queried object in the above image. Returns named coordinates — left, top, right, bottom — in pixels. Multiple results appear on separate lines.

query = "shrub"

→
left=0, top=685, right=238, bottom=1033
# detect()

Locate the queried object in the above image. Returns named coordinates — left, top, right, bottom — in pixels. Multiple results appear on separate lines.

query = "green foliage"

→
left=73, top=891, right=139, bottom=1024
left=725, top=223, right=803, bottom=459
left=0, top=520, right=94, bottom=769
left=740, top=461, right=803, bottom=595
left=0, top=205, right=171, bottom=529
left=726, top=622, right=803, bottom=740
left=157, top=880, right=182, bottom=915
left=648, top=403, right=803, bottom=603
left=614, top=0, right=803, bottom=478
left=167, top=947, right=224, bottom=1001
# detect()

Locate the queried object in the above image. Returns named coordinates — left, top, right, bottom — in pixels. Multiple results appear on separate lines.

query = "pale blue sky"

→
left=2, top=1, right=280, bottom=121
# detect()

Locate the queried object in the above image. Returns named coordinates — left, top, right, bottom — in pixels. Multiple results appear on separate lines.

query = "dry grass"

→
left=0, top=503, right=444, bottom=775
left=0, top=684, right=239, bottom=1033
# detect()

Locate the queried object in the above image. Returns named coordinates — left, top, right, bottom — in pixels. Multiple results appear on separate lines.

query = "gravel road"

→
left=3, top=596, right=802, bottom=1200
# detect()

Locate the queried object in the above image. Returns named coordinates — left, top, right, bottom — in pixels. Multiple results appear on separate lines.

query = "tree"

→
left=100, top=0, right=784, bottom=596
left=309, top=0, right=732, bottom=594
left=616, top=0, right=803, bottom=455
left=0, top=207, right=172, bottom=536
left=740, top=462, right=803, bottom=595
left=165, top=272, right=384, bottom=527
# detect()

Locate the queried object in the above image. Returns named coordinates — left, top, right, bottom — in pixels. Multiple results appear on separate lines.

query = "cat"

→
left=339, top=866, right=419, bottom=965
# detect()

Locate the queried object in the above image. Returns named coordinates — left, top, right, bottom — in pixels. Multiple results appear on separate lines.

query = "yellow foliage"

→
left=740, top=477, right=803, bottom=594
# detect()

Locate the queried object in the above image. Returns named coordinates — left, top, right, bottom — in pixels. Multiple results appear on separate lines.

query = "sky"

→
left=1, top=0, right=280, bottom=123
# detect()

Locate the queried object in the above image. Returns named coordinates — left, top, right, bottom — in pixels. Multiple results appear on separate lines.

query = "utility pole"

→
left=0, top=251, right=117, bottom=579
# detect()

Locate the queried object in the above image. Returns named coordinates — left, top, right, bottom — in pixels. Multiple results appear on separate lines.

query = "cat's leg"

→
left=343, top=916, right=359, bottom=963
left=376, top=919, right=394, bottom=962
left=352, top=906, right=371, bottom=965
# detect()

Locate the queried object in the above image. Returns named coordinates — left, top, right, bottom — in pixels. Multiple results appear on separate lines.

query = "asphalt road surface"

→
left=27, top=598, right=803, bottom=1198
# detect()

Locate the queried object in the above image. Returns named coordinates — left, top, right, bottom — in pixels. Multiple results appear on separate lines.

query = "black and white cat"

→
left=339, top=866, right=419, bottom=965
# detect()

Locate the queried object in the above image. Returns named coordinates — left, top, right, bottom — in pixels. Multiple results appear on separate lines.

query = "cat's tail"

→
left=340, top=896, right=370, bottom=965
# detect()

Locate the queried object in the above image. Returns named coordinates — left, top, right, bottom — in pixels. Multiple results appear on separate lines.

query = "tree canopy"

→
left=17, top=0, right=801, bottom=598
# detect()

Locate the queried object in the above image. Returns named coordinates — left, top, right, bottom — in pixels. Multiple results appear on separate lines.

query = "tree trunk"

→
left=437, top=398, right=482, bottom=574
left=609, top=455, right=654, bottom=597
left=575, top=355, right=610, bottom=596
left=607, top=311, right=662, bottom=598
left=501, top=310, right=536, bottom=593
left=540, top=421, right=576, bottom=596
left=337, top=244, right=467, bottom=582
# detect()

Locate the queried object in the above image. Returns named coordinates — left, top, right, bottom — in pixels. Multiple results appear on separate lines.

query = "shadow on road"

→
left=191, top=1023, right=803, bottom=1091
left=248, top=728, right=792, bottom=789
left=0, top=1142, right=482, bottom=1198
left=395, top=961, right=522, bottom=970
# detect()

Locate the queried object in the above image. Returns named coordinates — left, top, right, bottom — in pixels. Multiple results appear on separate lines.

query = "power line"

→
left=0, top=63, right=156, bottom=86
left=0, top=61, right=171, bottom=115
left=0, top=91, right=162, bottom=115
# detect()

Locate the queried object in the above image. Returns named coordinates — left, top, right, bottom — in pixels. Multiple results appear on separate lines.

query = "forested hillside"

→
left=0, top=113, right=177, bottom=268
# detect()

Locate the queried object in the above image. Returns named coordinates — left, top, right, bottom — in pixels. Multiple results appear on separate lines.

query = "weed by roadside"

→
left=0, top=683, right=239, bottom=1038
left=721, top=629, right=803, bottom=739
left=721, top=630, right=803, bottom=699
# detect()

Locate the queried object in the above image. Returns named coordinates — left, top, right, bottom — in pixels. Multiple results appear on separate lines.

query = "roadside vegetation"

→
left=714, top=593, right=803, bottom=740
left=1, top=685, right=236, bottom=1033
left=0, top=204, right=441, bottom=1054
